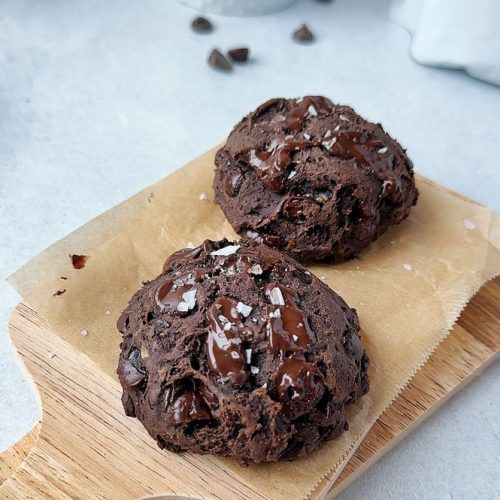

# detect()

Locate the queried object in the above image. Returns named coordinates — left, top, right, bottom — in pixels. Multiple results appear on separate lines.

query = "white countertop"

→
left=0, top=0, right=499, bottom=498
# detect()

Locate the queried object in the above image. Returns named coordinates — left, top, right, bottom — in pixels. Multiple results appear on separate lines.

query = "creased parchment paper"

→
left=9, top=147, right=500, bottom=499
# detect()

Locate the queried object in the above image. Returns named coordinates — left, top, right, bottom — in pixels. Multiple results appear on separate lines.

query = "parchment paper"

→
left=9, top=147, right=500, bottom=499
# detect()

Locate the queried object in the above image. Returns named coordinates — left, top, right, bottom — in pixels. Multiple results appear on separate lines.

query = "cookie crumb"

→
left=70, top=254, right=88, bottom=270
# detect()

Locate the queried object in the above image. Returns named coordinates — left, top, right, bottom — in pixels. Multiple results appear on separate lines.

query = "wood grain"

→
left=1, top=277, right=498, bottom=499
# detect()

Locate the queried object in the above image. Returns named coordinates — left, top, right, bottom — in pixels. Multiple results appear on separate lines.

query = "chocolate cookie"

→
left=117, top=239, right=369, bottom=466
left=213, top=96, right=418, bottom=263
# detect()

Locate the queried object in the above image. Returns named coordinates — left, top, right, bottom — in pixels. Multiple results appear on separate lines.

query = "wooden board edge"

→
left=326, top=349, right=500, bottom=498
left=0, top=423, right=42, bottom=485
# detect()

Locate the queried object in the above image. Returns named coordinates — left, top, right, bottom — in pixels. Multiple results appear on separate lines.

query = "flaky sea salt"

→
left=378, top=146, right=388, bottom=154
left=324, top=129, right=332, bottom=138
left=339, top=114, right=349, bottom=121
left=245, top=348, right=252, bottom=364
left=334, top=124, right=341, bottom=131
left=105, top=310, right=111, bottom=316
left=199, top=192, right=208, bottom=201
left=177, top=289, right=197, bottom=312
left=268, top=287, right=285, bottom=306
left=463, top=219, right=476, bottom=230
left=250, top=366, right=260, bottom=374
left=210, top=244, right=240, bottom=257
left=323, top=137, right=337, bottom=150
left=249, top=264, right=263, bottom=275
left=236, top=301, right=252, bottom=317
left=303, top=133, right=311, bottom=140
left=403, top=263, right=413, bottom=272
left=80, top=329, right=89, bottom=337
left=308, top=104, right=318, bottom=116
left=186, top=241, right=195, bottom=248
left=288, top=169, right=297, bottom=180
left=47, top=351, right=56, bottom=359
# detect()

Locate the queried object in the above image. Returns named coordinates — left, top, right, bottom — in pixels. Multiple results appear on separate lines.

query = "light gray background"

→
left=0, top=1, right=499, bottom=498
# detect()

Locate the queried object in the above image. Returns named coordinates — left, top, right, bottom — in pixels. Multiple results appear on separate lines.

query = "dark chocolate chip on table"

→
left=228, top=47, right=249, bottom=63
left=191, top=16, right=213, bottom=33
left=208, top=48, right=232, bottom=71
left=293, top=23, right=315, bottom=43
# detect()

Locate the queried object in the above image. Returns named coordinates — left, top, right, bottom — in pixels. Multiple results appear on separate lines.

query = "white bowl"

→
left=176, top=0, right=298, bottom=16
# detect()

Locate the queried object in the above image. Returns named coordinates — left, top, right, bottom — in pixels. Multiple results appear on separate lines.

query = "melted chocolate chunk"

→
left=224, top=171, right=244, bottom=197
left=265, top=283, right=314, bottom=355
left=207, top=297, right=248, bottom=385
left=166, top=384, right=213, bottom=424
left=117, top=311, right=130, bottom=334
left=249, top=135, right=311, bottom=192
left=117, top=239, right=369, bottom=465
left=275, top=356, right=324, bottom=417
left=213, top=97, right=418, bottom=263
left=282, top=196, right=320, bottom=220
left=118, top=357, right=145, bottom=390
left=163, top=246, right=203, bottom=272
left=154, top=269, right=204, bottom=313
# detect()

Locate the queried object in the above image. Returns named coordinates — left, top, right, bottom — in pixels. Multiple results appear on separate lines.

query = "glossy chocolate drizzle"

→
left=206, top=297, right=249, bottom=385
left=265, top=283, right=314, bottom=354
left=248, top=96, right=400, bottom=198
left=264, top=282, right=325, bottom=416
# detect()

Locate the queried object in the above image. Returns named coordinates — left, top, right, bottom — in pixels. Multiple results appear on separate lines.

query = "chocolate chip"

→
left=228, top=48, right=249, bottom=63
left=293, top=24, right=315, bottom=43
left=191, top=16, right=213, bottom=33
left=208, top=49, right=232, bottom=71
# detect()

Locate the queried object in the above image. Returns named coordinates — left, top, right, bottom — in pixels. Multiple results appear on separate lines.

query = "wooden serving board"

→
left=1, top=277, right=498, bottom=499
